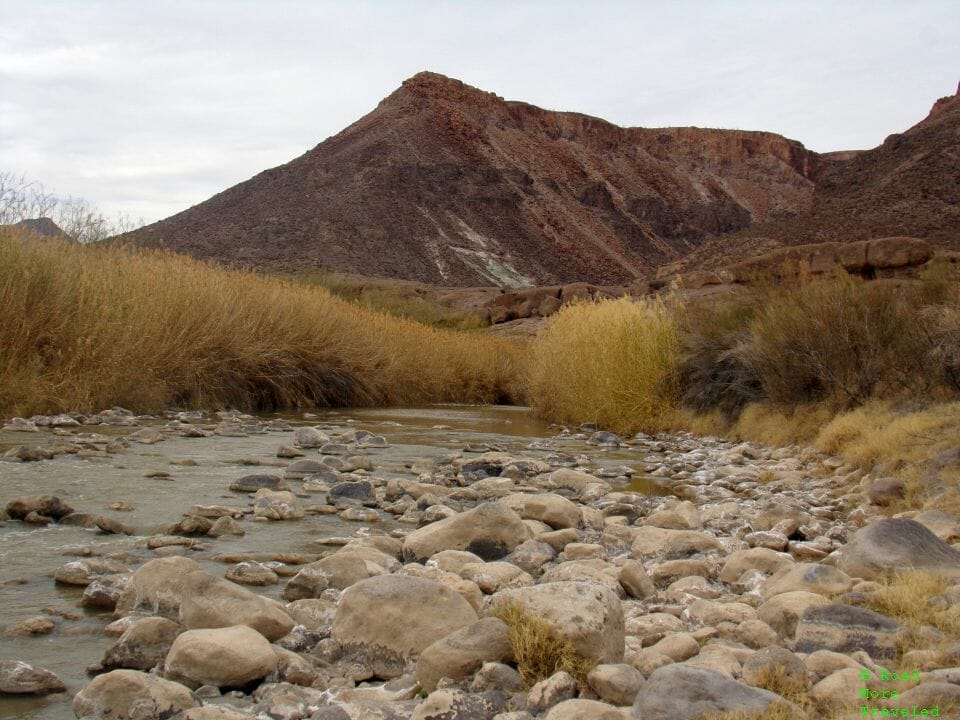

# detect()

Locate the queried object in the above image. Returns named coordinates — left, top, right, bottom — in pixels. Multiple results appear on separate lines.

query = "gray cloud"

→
left=1, top=0, right=958, bottom=224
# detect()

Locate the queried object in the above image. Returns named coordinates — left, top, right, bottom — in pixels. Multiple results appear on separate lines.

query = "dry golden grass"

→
left=527, top=296, right=680, bottom=434
left=492, top=600, right=596, bottom=688
left=0, top=230, right=527, bottom=415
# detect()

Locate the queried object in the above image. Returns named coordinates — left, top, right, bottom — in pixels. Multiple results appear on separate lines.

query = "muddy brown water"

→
left=0, top=405, right=670, bottom=720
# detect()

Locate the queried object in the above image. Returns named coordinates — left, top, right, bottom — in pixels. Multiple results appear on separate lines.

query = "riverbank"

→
left=3, top=406, right=960, bottom=719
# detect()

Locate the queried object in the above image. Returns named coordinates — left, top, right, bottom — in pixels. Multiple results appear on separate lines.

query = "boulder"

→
left=164, top=625, right=278, bottom=689
left=545, top=699, right=627, bottom=720
left=834, top=518, right=960, bottom=580
left=719, top=548, right=794, bottom=585
left=757, top=590, right=831, bottom=639
left=794, top=604, right=902, bottom=660
left=415, top=617, right=513, bottom=692
left=631, top=665, right=787, bottom=720
left=0, top=660, right=65, bottom=695
left=72, top=669, right=196, bottom=720
left=402, top=502, right=529, bottom=562
left=332, top=575, right=478, bottom=678
left=411, top=689, right=507, bottom=720
left=114, top=556, right=201, bottom=619
left=100, top=617, right=180, bottom=671
left=762, top=563, right=854, bottom=599
left=282, top=553, right=372, bottom=600
left=528, top=671, right=577, bottom=714
left=631, top=526, right=723, bottom=559
left=54, top=558, right=129, bottom=586
left=500, top=493, right=581, bottom=530
left=459, top=562, right=534, bottom=594
left=252, top=489, right=304, bottom=520
left=6, top=495, right=73, bottom=520
left=541, top=560, right=623, bottom=597
left=179, top=570, right=294, bottom=641
left=293, top=426, right=329, bottom=448
left=490, top=581, right=624, bottom=663
left=228, top=474, right=288, bottom=493
left=741, top=647, right=810, bottom=691
left=587, top=663, right=645, bottom=705
left=225, top=561, right=279, bottom=586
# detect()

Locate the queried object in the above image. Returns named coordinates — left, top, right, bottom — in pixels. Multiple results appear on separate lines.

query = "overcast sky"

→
left=1, top=0, right=958, bottom=225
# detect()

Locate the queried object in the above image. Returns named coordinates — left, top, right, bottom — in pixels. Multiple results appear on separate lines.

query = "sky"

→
left=1, top=0, right=958, bottom=225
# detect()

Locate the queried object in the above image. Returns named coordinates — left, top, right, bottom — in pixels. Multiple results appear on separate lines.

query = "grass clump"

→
left=528, top=296, right=680, bottom=435
left=865, top=570, right=960, bottom=641
left=0, top=230, right=526, bottom=415
left=492, top=600, right=596, bottom=688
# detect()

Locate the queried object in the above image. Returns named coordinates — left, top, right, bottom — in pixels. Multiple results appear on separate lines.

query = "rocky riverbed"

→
left=2, top=405, right=960, bottom=720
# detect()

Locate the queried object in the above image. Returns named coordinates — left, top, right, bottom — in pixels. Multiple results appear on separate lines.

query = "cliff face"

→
left=118, top=72, right=820, bottom=287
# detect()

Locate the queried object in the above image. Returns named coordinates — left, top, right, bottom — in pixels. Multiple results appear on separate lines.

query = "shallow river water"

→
left=0, top=405, right=670, bottom=720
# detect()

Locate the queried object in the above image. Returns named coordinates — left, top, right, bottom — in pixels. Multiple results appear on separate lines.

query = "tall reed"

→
left=0, top=230, right=526, bottom=415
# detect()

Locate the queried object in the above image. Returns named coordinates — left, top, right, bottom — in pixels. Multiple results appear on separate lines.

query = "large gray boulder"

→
left=72, top=669, right=196, bottom=720
left=179, top=571, right=294, bottom=641
left=490, top=580, right=624, bottom=664
left=402, top=502, right=530, bottom=562
left=833, top=518, right=960, bottom=580
left=100, top=617, right=180, bottom=671
left=794, top=604, right=902, bottom=660
left=282, top=552, right=373, bottom=600
left=164, top=625, right=278, bottom=689
left=500, top=493, right=581, bottom=530
left=332, top=574, right=478, bottom=678
left=114, top=557, right=201, bottom=619
left=631, top=665, right=787, bottom=720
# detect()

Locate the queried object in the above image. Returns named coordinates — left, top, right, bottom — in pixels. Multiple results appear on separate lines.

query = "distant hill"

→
left=116, top=72, right=822, bottom=287
left=4, top=217, right=72, bottom=239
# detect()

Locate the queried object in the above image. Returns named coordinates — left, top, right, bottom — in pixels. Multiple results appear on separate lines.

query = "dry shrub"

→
left=732, top=403, right=833, bottom=448
left=674, top=293, right=762, bottom=419
left=492, top=600, right=596, bottom=688
left=528, top=296, right=680, bottom=434
left=743, top=274, right=930, bottom=408
left=0, top=230, right=527, bottom=415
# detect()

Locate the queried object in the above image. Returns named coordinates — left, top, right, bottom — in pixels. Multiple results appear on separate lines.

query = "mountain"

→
left=5, top=217, right=72, bottom=239
left=117, top=72, right=823, bottom=287
left=682, top=91, right=960, bottom=270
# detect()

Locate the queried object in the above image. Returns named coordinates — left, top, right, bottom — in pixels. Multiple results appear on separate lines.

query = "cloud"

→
left=1, top=0, right=958, bottom=223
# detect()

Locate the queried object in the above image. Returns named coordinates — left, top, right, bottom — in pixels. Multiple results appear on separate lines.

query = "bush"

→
left=492, top=600, right=595, bottom=687
left=674, top=294, right=762, bottom=419
left=742, top=274, right=931, bottom=408
left=527, top=296, right=680, bottom=434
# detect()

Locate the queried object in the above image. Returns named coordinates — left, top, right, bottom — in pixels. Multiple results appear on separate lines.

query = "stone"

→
left=332, top=574, right=478, bottom=678
left=164, top=625, right=278, bottom=689
left=253, top=489, right=304, bottom=520
left=100, top=617, right=180, bottom=671
left=545, top=699, right=627, bottom=720
left=411, top=689, right=507, bottom=720
left=500, top=493, right=581, bottom=530
left=741, top=646, right=810, bottom=691
left=471, top=662, right=525, bottom=693
left=684, top=599, right=757, bottom=627
left=54, top=557, right=130, bottom=586
left=228, top=474, right=288, bottom=492
left=809, top=667, right=865, bottom=707
left=294, top=426, right=329, bottom=448
left=4, top=616, right=55, bottom=636
left=618, top=561, right=656, bottom=599
left=504, top=540, right=557, bottom=576
left=897, top=682, right=960, bottom=708
left=631, top=526, right=723, bottom=560
left=208, top=516, right=245, bottom=537
left=762, top=563, right=854, bottom=599
left=460, top=562, right=534, bottom=594
left=72, top=669, right=196, bottom=720
left=491, top=581, right=625, bottom=664
left=648, top=633, right=700, bottom=662
left=0, top=659, right=65, bottom=694
left=114, top=556, right=202, bottom=619
left=179, top=570, right=295, bottom=641
left=416, top=617, right=513, bottom=692
left=835, top=518, right=960, bottom=580
left=794, top=603, right=902, bottom=660
left=541, top=559, right=622, bottom=596
left=734, top=619, right=781, bottom=649
left=587, top=663, right=645, bottom=705
left=282, top=553, right=372, bottom=600
left=226, top=561, right=279, bottom=586
left=718, top=548, right=794, bottom=585
left=284, top=598, right=336, bottom=632
left=5, top=495, right=73, bottom=520
left=631, top=665, right=787, bottom=720
left=527, top=671, right=577, bottom=714
left=402, top=502, right=530, bottom=562
left=643, top=501, right=702, bottom=530
left=757, top=590, right=831, bottom=639
left=328, top=480, right=375, bottom=506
